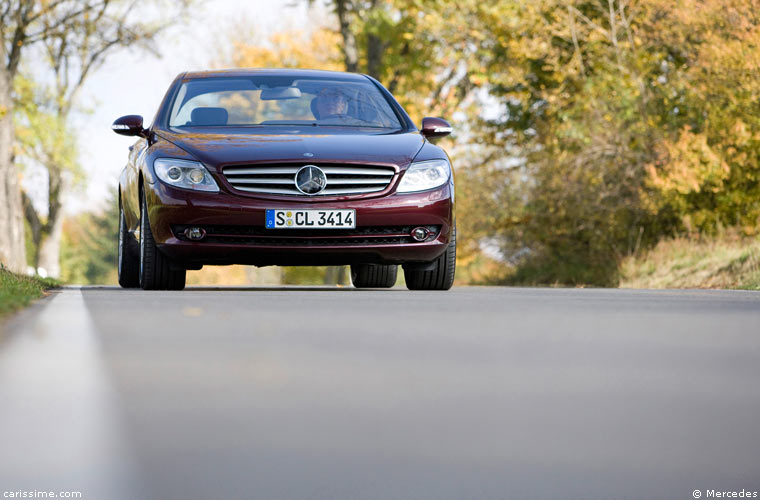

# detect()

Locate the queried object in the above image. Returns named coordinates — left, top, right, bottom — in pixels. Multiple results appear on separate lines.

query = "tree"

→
left=233, top=0, right=760, bottom=286
left=641, top=0, right=760, bottom=234
left=316, top=0, right=760, bottom=285
left=0, top=0, right=37, bottom=272
left=308, top=0, right=482, bottom=122
left=21, top=0, right=173, bottom=277
left=452, top=0, right=667, bottom=284
left=0, top=0, right=187, bottom=274
left=229, top=27, right=343, bottom=71
left=452, top=0, right=760, bottom=284
left=15, top=74, right=80, bottom=271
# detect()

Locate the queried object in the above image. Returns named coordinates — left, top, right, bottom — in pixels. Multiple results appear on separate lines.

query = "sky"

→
left=30, top=0, right=315, bottom=215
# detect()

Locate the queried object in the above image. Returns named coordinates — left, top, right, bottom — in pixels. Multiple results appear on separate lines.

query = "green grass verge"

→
left=0, top=267, right=60, bottom=319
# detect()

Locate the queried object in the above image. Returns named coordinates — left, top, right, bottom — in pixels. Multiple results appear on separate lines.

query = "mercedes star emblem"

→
left=295, top=165, right=327, bottom=195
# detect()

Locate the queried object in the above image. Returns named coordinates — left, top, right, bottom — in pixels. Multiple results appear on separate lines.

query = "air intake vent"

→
left=172, top=224, right=441, bottom=246
left=222, top=164, right=396, bottom=196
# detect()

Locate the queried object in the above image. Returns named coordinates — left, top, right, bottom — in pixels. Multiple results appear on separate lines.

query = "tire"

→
left=351, top=264, right=398, bottom=288
left=118, top=199, right=140, bottom=288
left=139, top=191, right=186, bottom=290
left=404, top=226, right=456, bottom=291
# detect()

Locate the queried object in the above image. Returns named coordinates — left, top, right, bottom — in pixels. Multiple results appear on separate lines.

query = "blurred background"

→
left=2, top=0, right=759, bottom=289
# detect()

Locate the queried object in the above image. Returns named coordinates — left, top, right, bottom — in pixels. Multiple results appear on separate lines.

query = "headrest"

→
left=191, top=107, right=228, bottom=126
left=310, top=97, right=321, bottom=120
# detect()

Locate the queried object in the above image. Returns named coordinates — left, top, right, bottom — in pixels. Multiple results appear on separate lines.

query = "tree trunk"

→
left=324, top=265, right=347, bottom=285
left=21, top=191, right=42, bottom=267
left=35, top=164, right=65, bottom=278
left=365, top=0, right=384, bottom=79
left=336, top=266, right=346, bottom=285
left=37, top=213, right=63, bottom=278
left=366, top=33, right=383, bottom=79
left=0, top=72, right=27, bottom=273
left=335, top=0, right=359, bottom=72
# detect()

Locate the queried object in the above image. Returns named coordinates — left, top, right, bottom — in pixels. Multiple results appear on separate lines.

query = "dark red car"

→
left=113, top=69, right=455, bottom=290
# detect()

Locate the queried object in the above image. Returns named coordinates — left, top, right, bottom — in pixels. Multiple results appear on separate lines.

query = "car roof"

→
left=181, top=68, right=369, bottom=81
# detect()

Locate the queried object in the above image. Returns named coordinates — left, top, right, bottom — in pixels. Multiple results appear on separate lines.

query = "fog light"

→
left=184, top=227, right=206, bottom=241
left=411, top=227, right=429, bottom=242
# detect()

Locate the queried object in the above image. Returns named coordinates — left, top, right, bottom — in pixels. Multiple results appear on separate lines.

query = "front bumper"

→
left=144, top=181, right=454, bottom=267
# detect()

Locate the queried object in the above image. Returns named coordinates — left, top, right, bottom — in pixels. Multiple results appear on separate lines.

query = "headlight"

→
left=397, top=159, right=451, bottom=193
left=154, top=158, right=219, bottom=192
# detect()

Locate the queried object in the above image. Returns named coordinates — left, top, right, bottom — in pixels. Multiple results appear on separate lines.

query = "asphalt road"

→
left=1, top=286, right=760, bottom=500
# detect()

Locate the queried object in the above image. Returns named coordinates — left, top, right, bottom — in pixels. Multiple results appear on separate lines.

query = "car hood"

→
left=155, top=128, right=426, bottom=170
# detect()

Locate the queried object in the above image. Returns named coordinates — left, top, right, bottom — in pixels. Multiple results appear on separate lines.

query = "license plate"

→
left=265, top=209, right=356, bottom=229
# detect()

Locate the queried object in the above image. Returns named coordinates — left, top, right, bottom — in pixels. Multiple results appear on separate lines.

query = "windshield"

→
left=167, top=76, right=403, bottom=130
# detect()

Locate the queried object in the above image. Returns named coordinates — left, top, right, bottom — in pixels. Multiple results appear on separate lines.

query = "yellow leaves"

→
left=729, top=120, right=752, bottom=145
left=230, top=28, right=343, bottom=72
left=470, top=74, right=486, bottom=86
left=647, top=126, right=730, bottom=196
left=646, top=0, right=760, bottom=103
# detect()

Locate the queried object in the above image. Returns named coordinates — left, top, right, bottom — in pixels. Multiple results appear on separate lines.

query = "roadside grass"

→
left=0, top=267, right=60, bottom=319
left=620, top=232, right=760, bottom=290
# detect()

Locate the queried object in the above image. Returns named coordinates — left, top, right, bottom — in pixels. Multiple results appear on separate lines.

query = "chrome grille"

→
left=222, top=164, right=396, bottom=196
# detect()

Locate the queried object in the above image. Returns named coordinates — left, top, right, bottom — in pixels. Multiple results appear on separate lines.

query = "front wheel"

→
left=403, top=226, right=456, bottom=291
left=139, top=191, right=186, bottom=290
left=118, top=199, right=140, bottom=288
left=351, top=264, right=397, bottom=288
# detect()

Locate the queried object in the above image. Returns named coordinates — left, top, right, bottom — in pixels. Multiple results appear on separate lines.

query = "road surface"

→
left=1, top=286, right=759, bottom=499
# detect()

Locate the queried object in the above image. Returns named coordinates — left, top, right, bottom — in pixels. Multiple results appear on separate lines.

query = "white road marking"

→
left=0, top=288, right=145, bottom=499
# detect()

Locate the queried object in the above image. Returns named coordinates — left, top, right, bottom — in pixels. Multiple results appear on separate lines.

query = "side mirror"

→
left=112, top=115, right=147, bottom=137
left=420, top=117, right=452, bottom=139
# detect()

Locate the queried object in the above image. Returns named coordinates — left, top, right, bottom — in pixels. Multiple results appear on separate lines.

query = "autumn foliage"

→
left=59, top=0, right=760, bottom=286
left=261, top=0, right=759, bottom=286
left=222, top=0, right=760, bottom=286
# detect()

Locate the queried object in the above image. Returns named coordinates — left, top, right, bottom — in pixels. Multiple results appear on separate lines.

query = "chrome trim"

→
left=321, top=186, right=385, bottom=195
left=223, top=164, right=397, bottom=197
left=326, top=178, right=389, bottom=185
left=235, top=186, right=301, bottom=195
left=319, top=167, right=394, bottom=176
left=226, top=178, right=294, bottom=185
left=225, top=167, right=300, bottom=175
